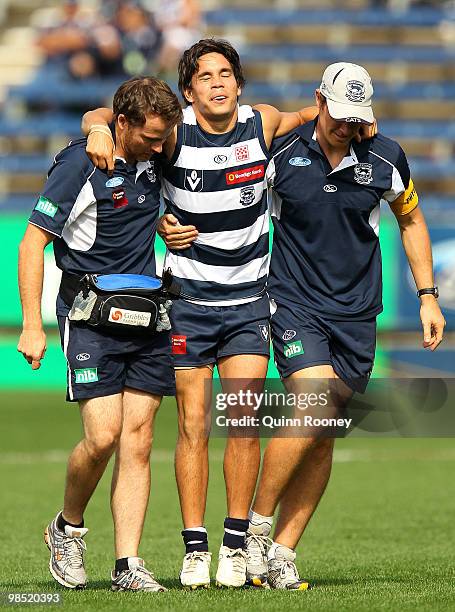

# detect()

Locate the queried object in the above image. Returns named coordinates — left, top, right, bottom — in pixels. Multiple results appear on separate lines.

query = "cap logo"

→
left=346, top=80, right=366, bottom=102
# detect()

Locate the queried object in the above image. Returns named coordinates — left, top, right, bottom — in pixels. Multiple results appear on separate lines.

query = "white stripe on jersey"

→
left=165, top=252, right=269, bottom=285
left=182, top=105, right=254, bottom=126
left=162, top=178, right=266, bottom=213
left=61, top=170, right=97, bottom=251
left=196, top=212, right=269, bottom=249
left=175, top=139, right=267, bottom=171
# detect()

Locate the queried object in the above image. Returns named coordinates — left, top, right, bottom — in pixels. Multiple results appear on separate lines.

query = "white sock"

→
left=248, top=509, right=273, bottom=536
left=268, top=541, right=296, bottom=562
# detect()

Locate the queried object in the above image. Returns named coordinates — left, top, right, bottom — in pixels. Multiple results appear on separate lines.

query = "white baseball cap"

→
left=319, top=62, right=374, bottom=124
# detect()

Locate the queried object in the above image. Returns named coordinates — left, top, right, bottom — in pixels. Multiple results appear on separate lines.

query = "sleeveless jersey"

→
left=161, top=104, right=270, bottom=305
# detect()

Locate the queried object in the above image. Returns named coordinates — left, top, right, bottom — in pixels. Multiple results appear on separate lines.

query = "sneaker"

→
left=180, top=551, right=211, bottom=589
left=268, top=544, right=310, bottom=591
left=245, top=531, right=271, bottom=587
left=215, top=546, right=247, bottom=588
left=44, top=512, right=88, bottom=589
left=111, top=557, right=166, bottom=592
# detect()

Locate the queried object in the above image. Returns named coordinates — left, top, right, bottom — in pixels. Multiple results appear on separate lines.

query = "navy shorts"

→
left=271, top=300, right=376, bottom=393
left=57, top=316, right=175, bottom=402
left=169, top=295, right=270, bottom=367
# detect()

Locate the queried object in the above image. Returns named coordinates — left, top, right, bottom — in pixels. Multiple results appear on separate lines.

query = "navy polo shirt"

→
left=267, top=120, right=418, bottom=320
left=29, top=137, right=162, bottom=315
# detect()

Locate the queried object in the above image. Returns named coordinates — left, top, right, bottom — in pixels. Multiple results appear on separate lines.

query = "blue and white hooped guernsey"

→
left=161, top=104, right=270, bottom=306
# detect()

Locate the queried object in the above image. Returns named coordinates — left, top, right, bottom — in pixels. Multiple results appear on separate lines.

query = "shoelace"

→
left=119, top=566, right=158, bottom=589
left=61, top=536, right=86, bottom=569
left=225, top=548, right=246, bottom=572
left=246, top=533, right=272, bottom=565
left=279, top=559, right=300, bottom=585
left=185, top=552, right=209, bottom=571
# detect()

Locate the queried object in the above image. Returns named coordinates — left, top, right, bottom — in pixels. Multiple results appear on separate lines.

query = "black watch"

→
left=417, top=287, right=439, bottom=298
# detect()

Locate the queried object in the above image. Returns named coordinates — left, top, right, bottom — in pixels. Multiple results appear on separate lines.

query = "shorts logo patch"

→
left=112, top=188, right=128, bottom=208
left=35, top=196, right=58, bottom=217
left=354, top=163, right=373, bottom=185
left=284, top=340, right=304, bottom=359
left=172, top=335, right=187, bottom=354
left=240, top=186, right=255, bottom=206
left=226, top=165, right=264, bottom=186
left=105, top=177, right=124, bottom=188
left=289, top=157, right=311, bottom=167
left=76, top=353, right=90, bottom=361
left=234, top=144, right=249, bottom=162
left=75, top=368, right=98, bottom=383
left=282, top=329, right=296, bottom=341
left=258, top=324, right=269, bottom=341
left=108, top=307, right=151, bottom=327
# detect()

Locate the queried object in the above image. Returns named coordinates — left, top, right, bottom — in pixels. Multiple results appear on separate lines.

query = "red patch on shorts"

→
left=172, top=335, right=187, bottom=354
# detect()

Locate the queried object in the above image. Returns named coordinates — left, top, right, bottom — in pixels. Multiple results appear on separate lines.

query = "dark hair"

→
left=178, top=38, right=245, bottom=104
left=113, top=76, right=182, bottom=127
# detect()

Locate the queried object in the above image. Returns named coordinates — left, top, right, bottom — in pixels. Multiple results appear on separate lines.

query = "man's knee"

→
left=85, top=428, right=121, bottom=463
left=178, top=408, right=210, bottom=445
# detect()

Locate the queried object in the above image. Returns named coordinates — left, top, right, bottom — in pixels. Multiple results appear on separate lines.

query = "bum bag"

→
left=60, top=270, right=181, bottom=334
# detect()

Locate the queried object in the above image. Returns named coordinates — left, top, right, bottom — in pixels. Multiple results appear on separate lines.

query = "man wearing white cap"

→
left=245, top=62, right=445, bottom=589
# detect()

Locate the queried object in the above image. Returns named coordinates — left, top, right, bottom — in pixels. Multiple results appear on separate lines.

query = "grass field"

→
left=1, top=391, right=454, bottom=612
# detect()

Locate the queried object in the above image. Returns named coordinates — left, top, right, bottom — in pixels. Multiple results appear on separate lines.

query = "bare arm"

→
left=17, top=224, right=54, bottom=369
left=394, top=206, right=445, bottom=350
left=254, top=103, right=319, bottom=148
left=81, top=107, right=115, bottom=173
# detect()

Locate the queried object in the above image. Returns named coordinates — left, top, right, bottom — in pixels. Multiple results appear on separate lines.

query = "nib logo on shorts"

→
left=75, top=368, right=98, bottom=383
left=284, top=340, right=304, bottom=359
left=172, top=335, right=187, bottom=355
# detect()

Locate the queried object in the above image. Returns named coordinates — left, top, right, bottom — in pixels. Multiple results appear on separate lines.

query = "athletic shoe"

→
left=215, top=546, right=247, bottom=588
left=245, top=530, right=271, bottom=587
left=111, top=557, right=166, bottom=592
left=179, top=551, right=211, bottom=589
left=44, top=512, right=88, bottom=589
left=268, top=544, right=310, bottom=590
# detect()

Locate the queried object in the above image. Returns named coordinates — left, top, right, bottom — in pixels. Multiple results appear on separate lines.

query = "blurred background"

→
left=0, top=0, right=454, bottom=391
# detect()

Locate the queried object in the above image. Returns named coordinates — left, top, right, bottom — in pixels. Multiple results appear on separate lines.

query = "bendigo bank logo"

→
left=226, top=165, right=265, bottom=185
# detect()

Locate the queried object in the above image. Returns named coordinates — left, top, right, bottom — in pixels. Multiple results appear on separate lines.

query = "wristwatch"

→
left=417, top=287, right=439, bottom=298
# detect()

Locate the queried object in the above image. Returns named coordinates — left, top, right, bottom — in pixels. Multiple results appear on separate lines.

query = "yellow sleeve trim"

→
left=389, top=178, right=419, bottom=216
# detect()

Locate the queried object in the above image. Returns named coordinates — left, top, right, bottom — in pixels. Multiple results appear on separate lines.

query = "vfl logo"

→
left=323, top=184, right=337, bottom=192
left=146, top=161, right=156, bottom=183
left=235, top=144, right=250, bottom=162
left=282, top=330, right=296, bottom=341
left=240, top=186, right=255, bottom=206
left=76, top=353, right=90, bottom=362
left=289, top=157, right=311, bottom=167
left=185, top=169, right=203, bottom=191
left=346, top=80, right=366, bottom=102
left=354, top=163, right=373, bottom=185
left=259, top=324, right=269, bottom=342
left=214, top=154, right=228, bottom=164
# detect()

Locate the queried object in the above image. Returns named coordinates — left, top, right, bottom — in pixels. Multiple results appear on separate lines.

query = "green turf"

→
left=0, top=392, right=454, bottom=611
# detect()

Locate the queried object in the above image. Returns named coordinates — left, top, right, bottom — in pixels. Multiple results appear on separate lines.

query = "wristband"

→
left=88, top=125, right=114, bottom=141
left=417, top=287, right=439, bottom=298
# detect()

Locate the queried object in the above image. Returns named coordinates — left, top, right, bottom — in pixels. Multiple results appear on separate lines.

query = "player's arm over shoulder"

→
left=254, top=103, right=318, bottom=148
left=379, top=137, right=419, bottom=217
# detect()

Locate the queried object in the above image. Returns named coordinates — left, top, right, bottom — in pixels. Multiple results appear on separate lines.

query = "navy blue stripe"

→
left=176, top=276, right=267, bottom=301
left=165, top=198, right=267, bottom=232
left=163, top=161, right=267, bottom=192
left=252, top=109, right=271, bottom=160
left=171, top=233, right=269, bottom=267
